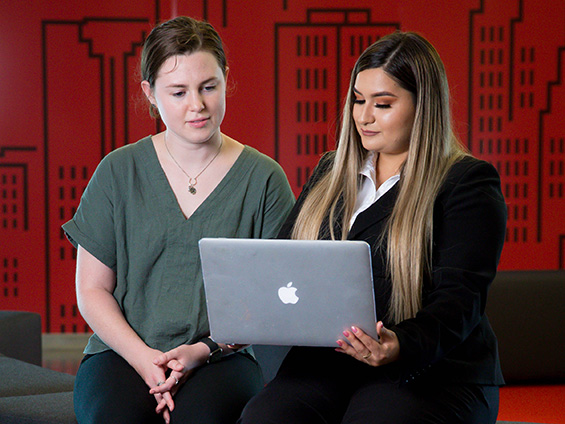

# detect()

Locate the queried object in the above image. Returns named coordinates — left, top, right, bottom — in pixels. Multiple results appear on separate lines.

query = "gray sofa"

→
left=485, top=270, right=565, bottom=384
left=2, top=270, right=562, bottom=423
left=0, top=311, right=76, bottom=424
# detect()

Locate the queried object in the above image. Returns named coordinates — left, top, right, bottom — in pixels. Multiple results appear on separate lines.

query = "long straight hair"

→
left=291, top=32, right=467, bottom=323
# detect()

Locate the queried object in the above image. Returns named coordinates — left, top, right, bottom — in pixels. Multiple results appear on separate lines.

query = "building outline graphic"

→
left=274, top=8, right=399, bottom=193
left=469, top=0, right=565, bottom=269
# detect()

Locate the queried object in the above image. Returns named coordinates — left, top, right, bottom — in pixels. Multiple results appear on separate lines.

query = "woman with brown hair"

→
left=63, top=16, right=294, bottom=423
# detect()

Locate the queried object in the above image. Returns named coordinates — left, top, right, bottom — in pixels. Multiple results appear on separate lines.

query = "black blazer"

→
left=278, top=152, right=507, bottom=386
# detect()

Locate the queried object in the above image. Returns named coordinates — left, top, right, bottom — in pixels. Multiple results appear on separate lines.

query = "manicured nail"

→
left=336, top=340, right=343, bottom=347
left=343, top=330, right=350, bottom=337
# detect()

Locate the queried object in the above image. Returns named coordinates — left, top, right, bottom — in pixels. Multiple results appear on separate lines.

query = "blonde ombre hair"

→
left=291, top=32, right=467, bottom=324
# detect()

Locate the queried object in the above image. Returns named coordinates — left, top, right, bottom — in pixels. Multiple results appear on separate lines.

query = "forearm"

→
left=75, top=245, right=154, bottom=372
left=77, top=287, right=149, bottom=363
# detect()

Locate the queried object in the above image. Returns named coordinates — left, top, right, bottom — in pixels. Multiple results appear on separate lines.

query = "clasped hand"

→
left=335, top=321, right=400, bottom=366
left=146, top=344, right=204, bottom=423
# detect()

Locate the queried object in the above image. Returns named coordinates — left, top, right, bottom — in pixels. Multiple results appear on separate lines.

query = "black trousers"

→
left=74, top=349, right=263, bottom=424
left=239, top=347, right=499, bottom=424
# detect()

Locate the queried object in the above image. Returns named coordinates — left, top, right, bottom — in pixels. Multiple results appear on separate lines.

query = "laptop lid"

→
left=198, top=238, right=377, bottom=347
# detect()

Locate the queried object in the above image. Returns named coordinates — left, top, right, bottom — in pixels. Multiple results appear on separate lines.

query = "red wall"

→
left=1, top=0, right=564, bottom=332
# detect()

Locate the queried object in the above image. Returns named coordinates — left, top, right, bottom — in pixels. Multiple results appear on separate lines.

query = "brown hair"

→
left=140, top=16, right=228, bottom=117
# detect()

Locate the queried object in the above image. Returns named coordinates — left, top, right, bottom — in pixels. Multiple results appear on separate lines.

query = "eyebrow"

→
left=353, top=87, right=398, bottom=98
left=165, top=77, right=220, bottom=89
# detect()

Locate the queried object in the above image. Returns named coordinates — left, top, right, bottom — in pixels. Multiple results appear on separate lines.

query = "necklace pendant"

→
left=188, top=185, right=197, bottom=195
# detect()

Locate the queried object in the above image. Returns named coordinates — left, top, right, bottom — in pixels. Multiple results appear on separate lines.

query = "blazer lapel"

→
left=348, top=183, right=399, bottom=240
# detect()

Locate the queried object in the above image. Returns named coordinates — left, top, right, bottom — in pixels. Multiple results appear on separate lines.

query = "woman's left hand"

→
left=336, top=321, right=400, bottom=367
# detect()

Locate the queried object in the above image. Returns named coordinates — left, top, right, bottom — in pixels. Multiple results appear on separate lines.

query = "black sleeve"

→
left=392, top=158, right=507, bottom=379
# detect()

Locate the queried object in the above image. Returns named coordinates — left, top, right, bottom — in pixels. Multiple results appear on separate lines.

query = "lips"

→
left=188, top=117, right=209, bottom=128
left=360, top=129, right=379, bottom=137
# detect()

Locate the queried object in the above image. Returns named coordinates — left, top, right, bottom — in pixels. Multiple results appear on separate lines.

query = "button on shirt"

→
left=349, top=153, right=400, bottom=230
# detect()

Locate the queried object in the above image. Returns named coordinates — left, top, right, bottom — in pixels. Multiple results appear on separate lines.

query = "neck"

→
left=164, top=132, right=223, bottom=165
left=374, top=152, right=406, bottom=186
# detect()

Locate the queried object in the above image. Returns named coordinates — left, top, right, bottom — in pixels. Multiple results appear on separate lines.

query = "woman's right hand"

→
left=76, top=246, right=175, bottom=420
left=148, top=343, right=212, bottom=420
left=129, top=346, right=177, bottom=422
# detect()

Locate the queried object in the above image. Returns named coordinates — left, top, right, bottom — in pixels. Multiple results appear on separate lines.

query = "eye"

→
left=202, top=84, right=217, bottom=93
left=172, top=91, right=185, bottom=98
left=375, top=103, right=391, bottom=109
left=353, top=98, right=365, bottom=105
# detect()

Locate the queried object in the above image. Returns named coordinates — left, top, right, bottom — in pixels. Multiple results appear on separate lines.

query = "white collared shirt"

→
left=349, top=153, right=400, bottom=229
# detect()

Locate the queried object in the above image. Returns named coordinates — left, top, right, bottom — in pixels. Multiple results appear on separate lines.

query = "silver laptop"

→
left=198, top=238, right=377, bottom=347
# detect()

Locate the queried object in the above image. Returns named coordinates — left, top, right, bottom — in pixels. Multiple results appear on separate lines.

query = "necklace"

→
left=164, top=134, right=223, bottom=195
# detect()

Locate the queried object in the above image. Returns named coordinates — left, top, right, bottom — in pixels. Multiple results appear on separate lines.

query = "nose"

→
left=358, top=103, right=375, bottom=125
left=187, top=92, right=204, bottom=112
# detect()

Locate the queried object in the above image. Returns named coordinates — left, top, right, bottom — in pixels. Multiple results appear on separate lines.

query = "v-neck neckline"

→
left=142, top=136, right=250, bottom=224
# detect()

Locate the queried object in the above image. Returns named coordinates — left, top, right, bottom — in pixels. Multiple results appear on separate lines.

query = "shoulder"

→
left=233, top=147, right=294, bottom=201
left=308, top=150, right=336, bottom=182
left=444, top=155, right=500, bottom=184
left=238, top=146, right=290, bottom=182
left=308, top=150, right=336, bottom=186
left=92, top=136, right=152, bottom=178
left=100, top=136, right=152, bottom=166
left=241, top=146, right=282, bottom=169
left=83, top=137, right=154, bottom=200
left=438, top=155, right=502, bottom=199
left=437, top=155, right=505, bottom=213
left=317, top=150, right=337, bottom=172
left=95, top=136, right=152, bottom=171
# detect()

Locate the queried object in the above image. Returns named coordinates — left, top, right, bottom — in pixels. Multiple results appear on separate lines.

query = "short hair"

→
left=141, top=16, right=227, bottom=89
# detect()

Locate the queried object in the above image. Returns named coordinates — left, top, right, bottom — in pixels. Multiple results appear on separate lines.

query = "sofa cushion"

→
left=0, top=356, right=75, bottom=398
left=0, top=311, right=42, bottom=366
left=487, top=271, right=565, bottom=383
left=0, top=391, right=76, bottom=424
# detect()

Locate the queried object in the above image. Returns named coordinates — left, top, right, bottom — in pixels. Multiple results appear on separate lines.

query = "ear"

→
left=141, top=80, right=156, bottom=105
left=224, top=67, right=230, bottom=83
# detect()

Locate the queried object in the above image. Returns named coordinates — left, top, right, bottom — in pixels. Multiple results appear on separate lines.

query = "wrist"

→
left=197, top=337, right=223, bottom=364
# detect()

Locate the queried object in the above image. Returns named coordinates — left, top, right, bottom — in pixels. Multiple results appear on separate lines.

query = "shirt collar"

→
left=358, top=151, right=400, bottom=190
left=359, top=151, right=377, bottom=183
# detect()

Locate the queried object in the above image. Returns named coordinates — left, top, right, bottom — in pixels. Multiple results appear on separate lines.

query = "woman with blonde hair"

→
left=240, top=31, right=506, bottom=424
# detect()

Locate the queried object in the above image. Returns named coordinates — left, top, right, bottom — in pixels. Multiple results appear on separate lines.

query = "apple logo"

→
left=278, top=282, right=299, bottom=304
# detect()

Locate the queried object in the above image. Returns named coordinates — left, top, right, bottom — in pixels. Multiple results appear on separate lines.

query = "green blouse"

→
left=63, top=136, right=295, bottom=354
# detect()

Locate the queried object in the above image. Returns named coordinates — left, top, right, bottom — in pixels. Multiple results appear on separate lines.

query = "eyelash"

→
left=353, top=99, right=391, bottom=109
left=172, top=85, right=216, bottom=97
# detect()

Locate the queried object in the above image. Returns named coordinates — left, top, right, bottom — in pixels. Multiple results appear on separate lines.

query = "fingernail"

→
left=343, top=330, right=350, bottom=337
left=351, top=326, right=358, bottom=333
left=336, top=340, right=343, bottom=347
